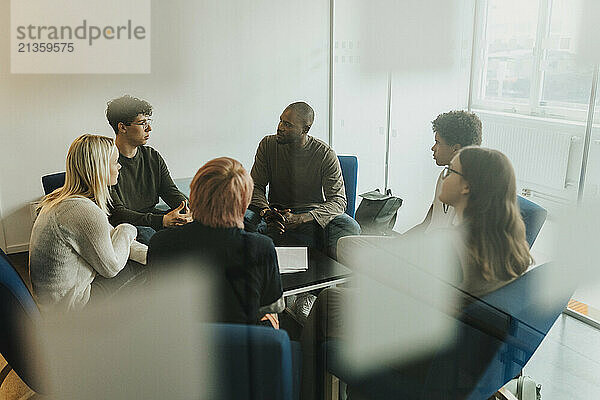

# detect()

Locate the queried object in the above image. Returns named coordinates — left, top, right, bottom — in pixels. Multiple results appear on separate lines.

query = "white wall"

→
left=388, top=65, right=473, bottom=232
left=333, top=0, right=475, bottom=232
left=0, top=0, right=330, bottom=253
left=332, top=0, right=389, bottom=198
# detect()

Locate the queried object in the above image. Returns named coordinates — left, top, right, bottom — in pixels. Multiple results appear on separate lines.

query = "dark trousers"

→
left=134, top=207, right=169, bottom=245
left=135, top=226, right=157, bottom=245
left=244, top=208, right=361, bottom=259
left=89, top=260, right=149, bottom=305
left=300, top=288, right=429, bottom=400
left=300, top=288, right=346, bottom=400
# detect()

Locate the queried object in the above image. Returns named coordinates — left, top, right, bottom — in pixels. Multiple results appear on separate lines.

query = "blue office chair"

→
left=0, top=248, right=48, bottom=393
left=324, top=262, right=574, bottom=399
left=517, top=195, right=547, bottom=248
left=338, top=155, right=358, bottom=218
left=204, top=323, right=301, bottom=400
left=41, top=172, right=66, bottom=195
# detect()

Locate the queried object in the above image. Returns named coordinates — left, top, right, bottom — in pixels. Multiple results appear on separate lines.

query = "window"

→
left=473, top=0, right=595, bottom=120
left=481, top=0, right=538, bottom=104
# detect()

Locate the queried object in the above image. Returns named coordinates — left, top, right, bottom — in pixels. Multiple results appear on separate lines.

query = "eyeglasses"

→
left=127, top=118, right=152, bottom=128
left=442, top=166, right=464, bottom=179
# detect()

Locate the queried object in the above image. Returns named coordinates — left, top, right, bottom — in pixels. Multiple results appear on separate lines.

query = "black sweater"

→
left=109, top=146, right=187, bottom=230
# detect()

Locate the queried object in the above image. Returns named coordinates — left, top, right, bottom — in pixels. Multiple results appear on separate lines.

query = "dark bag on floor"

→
left=355, top=189, right=403, bottom=235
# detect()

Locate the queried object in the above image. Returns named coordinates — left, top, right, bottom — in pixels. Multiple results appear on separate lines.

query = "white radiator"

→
left=482, top=120, right=573, bottom=190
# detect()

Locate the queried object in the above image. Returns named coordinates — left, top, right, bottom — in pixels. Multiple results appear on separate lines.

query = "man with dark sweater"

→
left=106, top=95, right=192, bottom=244
left=245, top=101, right=361, bottom=259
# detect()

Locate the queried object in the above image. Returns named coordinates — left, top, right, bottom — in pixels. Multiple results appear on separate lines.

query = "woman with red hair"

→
left=147, top=157, right=284, bottom=324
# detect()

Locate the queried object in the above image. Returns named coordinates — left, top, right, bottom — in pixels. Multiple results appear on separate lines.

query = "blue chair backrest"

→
left=338, top=155, right=358, bottom=218
left=0, top=249, right=40, bottom=324
left=464, top=262, right=573, bottom=399
left=42, top=172, right=66, bottom=195
left=0, top=248, right=46, bottom=392
left=517, top=195, right=547, bottom=247
left=205, top=323, right=299, bottom=400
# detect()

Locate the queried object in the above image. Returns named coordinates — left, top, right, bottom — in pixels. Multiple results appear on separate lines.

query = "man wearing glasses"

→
left=106, top=95, right=191, bottom=244
left=410, top=110, right=482, bottom=234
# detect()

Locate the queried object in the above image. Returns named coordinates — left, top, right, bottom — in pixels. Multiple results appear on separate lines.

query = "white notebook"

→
left=275, top=247, right=308, bottom=274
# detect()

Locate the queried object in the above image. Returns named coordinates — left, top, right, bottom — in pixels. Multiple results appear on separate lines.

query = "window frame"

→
left=472, top=0, right=595, bottom=122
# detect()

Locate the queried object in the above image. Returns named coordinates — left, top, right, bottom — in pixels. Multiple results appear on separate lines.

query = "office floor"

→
left=0, top=353, right=37, bottom=400
left=526, top=314, right=600, bottom=399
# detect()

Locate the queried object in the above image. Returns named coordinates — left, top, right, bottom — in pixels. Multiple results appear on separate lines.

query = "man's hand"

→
left=163, top=201, right=193, bottom=227
left=262, top=207, right=287, bottom=235
left=261, top=207, right=314, bottom=234
left=280, top=211, right=314, bottom=230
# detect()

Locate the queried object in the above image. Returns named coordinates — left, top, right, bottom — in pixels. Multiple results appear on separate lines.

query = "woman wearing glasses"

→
left=301, top=146, right=533, bottom=400
left=437, top=146, right=532, bottom=296
left=29, top=134, right=147, bottom=314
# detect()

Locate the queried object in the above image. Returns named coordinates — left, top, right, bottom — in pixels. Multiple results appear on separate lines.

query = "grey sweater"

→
left=29, top=197, right=146, bottom=313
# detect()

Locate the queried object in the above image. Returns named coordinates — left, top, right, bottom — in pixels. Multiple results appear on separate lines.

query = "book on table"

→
left=275, top=247, right=308, bottom=274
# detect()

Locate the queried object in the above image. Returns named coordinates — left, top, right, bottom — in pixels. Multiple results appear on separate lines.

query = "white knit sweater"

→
left=29, top=196, right=147, bottom=313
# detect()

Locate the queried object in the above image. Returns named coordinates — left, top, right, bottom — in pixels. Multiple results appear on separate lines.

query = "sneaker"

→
left=288, top=293, right=317, bottom=325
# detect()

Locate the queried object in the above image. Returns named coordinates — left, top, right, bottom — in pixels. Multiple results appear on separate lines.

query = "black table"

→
left=281, top=248, right=352, bottom=296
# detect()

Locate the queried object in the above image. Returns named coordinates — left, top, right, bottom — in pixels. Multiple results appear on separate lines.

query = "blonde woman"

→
left=148, top=157, right=284, bottom=325
left=29, top=134, right=147, bottom=313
